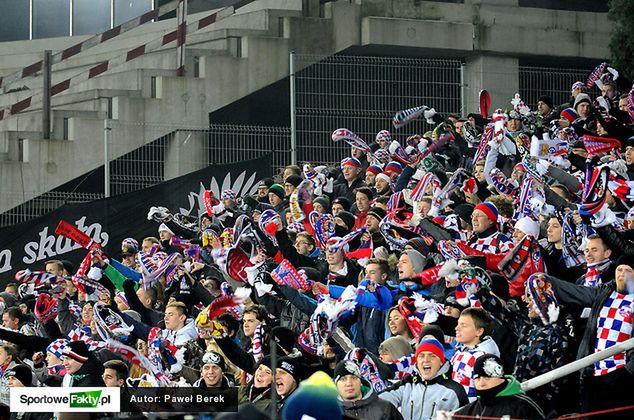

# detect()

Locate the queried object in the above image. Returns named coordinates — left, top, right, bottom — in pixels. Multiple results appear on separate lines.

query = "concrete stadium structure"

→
left=0, top=0, right=611, bottom=218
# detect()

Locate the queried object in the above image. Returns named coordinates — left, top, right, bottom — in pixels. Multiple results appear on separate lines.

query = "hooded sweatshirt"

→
left=454, top=376, right=545, bottom=420
left=340, top=384, right=404, bottom=420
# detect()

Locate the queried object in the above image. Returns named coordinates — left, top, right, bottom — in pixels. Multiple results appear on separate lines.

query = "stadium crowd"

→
left=0, top=62, right=633, bottom=420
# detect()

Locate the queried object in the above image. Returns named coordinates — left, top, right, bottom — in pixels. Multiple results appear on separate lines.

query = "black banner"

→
left=0, top=155, right=272, bottom=285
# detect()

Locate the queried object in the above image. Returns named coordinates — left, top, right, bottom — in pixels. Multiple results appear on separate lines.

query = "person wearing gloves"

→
left=335, top=360, right=403, bottom=420
left=451, top=354, right=544, bottom=420
left=379, top=338, right=469, bottom=419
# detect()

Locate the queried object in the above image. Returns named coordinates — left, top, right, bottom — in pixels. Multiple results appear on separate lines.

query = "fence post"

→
left=104, top=119, right=111, bottom=198
left=176, top=0, right=187, bottom=76
left=290, top=51, right=297, bottom=166
left=460, top=61, right=466, bottom=117
left=42, top=50, right=52, bottom=140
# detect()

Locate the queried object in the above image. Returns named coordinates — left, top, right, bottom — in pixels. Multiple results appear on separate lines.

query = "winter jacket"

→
left=454, top=376, right=545, bottom=420
left=332, top=177, right=366, bottom=204
left=476, top=287, right=569, bottom=412
left=550, top=278, right=634, bottom=378
left=238, top=384, right=272, bottom=414
left=379, top=362, right=469, bottom=420
left=340, top=387, right=404, bottom=420
left=61, top=357, right=105, bottom=387
left=258, top=292, right=310, bottom=334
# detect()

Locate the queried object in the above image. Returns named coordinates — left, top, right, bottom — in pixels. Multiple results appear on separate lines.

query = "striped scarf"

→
left=561, top=212, right=585, bottom=267
left=584, top=259, right=611, bottom=287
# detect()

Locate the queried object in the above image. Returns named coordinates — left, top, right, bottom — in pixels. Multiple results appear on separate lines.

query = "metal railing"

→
left=293, top=54, right=463, bottom=166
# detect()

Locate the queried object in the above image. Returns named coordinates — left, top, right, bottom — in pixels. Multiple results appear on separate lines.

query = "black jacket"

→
left=454, top=377, right=545, bottom=420
left=340, top=388, right=404, bottom=420
left=332, top=177, right=366, bottom=203
left=63, top=357, right=105, bottom=387
left=551, top=278, right=634, bottom=378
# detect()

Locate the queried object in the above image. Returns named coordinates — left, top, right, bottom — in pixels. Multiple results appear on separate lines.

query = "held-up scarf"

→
left=584, top=259, right=611, bottom=287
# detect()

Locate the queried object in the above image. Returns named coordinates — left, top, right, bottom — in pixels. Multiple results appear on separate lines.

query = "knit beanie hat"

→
left=6, top=364, right=32, bottom=387
left=560, top=107, right=579, bottom=123
left=336, top=211, right=356, bottom=231
left=313, top=195, right=330, bottom=211
left=201, top=351, right=226, bottom=371
left=474, top=202, right=499, bottom=225
left=282, top=371, right=342, bottom=420
left=571, top=81, right=585, bottom=93
left=269, top=184, right=285, bottom=200
left=367, top=206, right=387, bottom=222
left=404, top=249, right=427, bottom=274
left=333, top=360, right=369, bottom=386
left=277, top=356, right=302, bottom=383
left=473, top=354, right=505, bottom=379
left=332, top=197, right=351, bottom=212
left=385, top=161, right=403, bottom=175
left=272, top=326, right=298, bottom=354
left=341, top=157, right=362, bottom=169
left=415, top=338, right=445, bottom=364
left=47, top=338, right=69, bottom=360
left=375, top=172, right=391, bottom=184
left=405, top=237, right=430, bottom=256
left=419, top=325, right=446, bottom=345
left=158, top=223, right=174, bottom=235
left=366, top=165, right=382, bottom=175
left=63, top=340, right=90, bottom=363
left=378, top=336, right=413, bottom=361
left=574, top=93, right=591, bottom=110
left=514, top=217, right=540, bottom=238
left=453, top=203, right=475, bottom=225
left=285, top=175, right=303, bottom=188
left=537, top=95, right=554, bottom=109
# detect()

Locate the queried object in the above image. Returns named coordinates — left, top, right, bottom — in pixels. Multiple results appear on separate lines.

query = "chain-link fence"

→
left=293, top=54, right=463, bottom=166
left=519, top=64, right=592, bottom=109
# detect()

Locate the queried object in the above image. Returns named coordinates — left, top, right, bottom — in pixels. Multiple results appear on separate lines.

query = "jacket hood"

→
left=471, top=336, right=500, bottom=354
left=496, top=376, right=523, bottom=397
left=339, top=386, right=377, bottom=408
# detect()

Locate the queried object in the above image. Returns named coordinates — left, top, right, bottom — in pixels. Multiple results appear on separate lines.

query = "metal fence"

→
left=0, top=191, right=104, bottom=228
left=519, top=64, right=593, bottom=109
left=0, top=57, right=596, bottom=228
left=293, top=54, right=463, bottom=166
left=106, top=120, right=291, bottom=196
left=0, top=122, right=290, bottom=227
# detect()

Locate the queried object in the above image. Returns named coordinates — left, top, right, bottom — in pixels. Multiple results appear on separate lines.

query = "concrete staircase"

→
left=0, top=0, right=357, bottom=213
